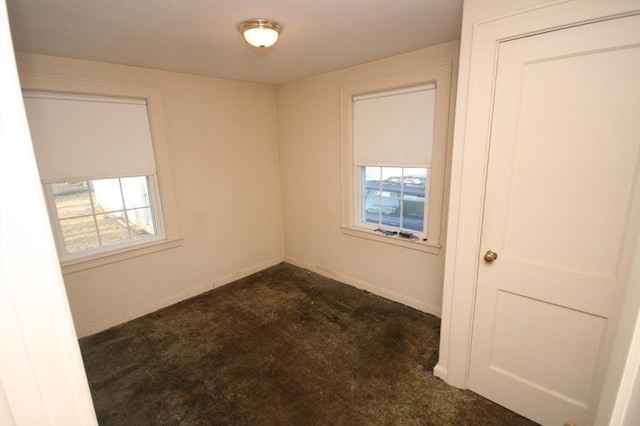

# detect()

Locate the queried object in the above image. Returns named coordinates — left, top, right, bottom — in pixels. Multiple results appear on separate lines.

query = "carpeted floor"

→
left=80, top=263, right=538, bottom=425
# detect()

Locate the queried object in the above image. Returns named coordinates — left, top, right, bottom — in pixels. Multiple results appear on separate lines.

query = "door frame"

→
left=435, top=0, right=640, bottom=421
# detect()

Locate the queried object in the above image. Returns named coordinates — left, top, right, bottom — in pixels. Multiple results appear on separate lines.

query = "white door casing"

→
left=468, top=12, right=640, bottom=426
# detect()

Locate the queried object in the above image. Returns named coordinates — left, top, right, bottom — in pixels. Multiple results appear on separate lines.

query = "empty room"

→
left=1, top=0, right=639, bottom=425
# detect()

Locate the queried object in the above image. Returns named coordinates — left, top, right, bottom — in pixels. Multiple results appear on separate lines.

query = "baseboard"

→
left=433, top=363, right=448, bottom=381
left=209, top=257, right=284, bottom=289
left=284, top=256, right=442, bottom=318
left=77, top=255, right=441, bottom=337
left=76, top=256, right=284, bottom=337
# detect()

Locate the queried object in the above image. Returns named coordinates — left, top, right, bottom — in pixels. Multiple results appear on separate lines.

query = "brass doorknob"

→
left=484, top=250, right=498, bottom=263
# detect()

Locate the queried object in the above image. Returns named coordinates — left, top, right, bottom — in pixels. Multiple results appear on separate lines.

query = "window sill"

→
left=340, top=226, right=441, bottom=254
left=60, top=236, right=183, bottom=275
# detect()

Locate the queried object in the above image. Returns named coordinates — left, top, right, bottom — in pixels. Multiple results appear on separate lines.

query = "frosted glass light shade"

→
left=243, top=27, right=279, bottom=47
left=239, top=19, right=282, bottom=48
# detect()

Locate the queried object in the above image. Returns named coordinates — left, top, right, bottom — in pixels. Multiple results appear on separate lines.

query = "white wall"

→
left=276, top=41, right=459, bottom=317
left=16, top=54, right=285, bottom=337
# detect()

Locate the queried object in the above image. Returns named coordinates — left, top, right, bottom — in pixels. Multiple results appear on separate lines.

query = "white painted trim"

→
left=76, top=256, right=284, bottom=337
left=609, top=310, right=640, bottom=425
left=61, top=237, right=183, bottom=275
left=209, top=257, right=284, bottom=289
left=438, top=0, right=640, bottom=391
left=340, top=226, right=441, bottom=254
left=433, top=364, right=448, bottom=382
left=352, top=83, right=436, bottom=101
left=285, top=256, right=442, bottom=318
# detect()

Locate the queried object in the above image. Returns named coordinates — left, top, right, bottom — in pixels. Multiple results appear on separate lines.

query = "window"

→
left=341, top=66, right=452, bottom=252
left=48, top=177, right=158, bottom=254
left=353, top=84, right=435, bottom=239
left=23, top=91, right=168, bottom=263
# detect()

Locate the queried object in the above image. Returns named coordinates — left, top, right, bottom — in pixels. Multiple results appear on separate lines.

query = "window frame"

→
left=340, top=65, right=452, bottom=254
left=20, top=74, right=182, bottom=273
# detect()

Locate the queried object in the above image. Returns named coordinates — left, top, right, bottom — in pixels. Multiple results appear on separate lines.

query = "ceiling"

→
left=5, top=0, right=463, bottom=85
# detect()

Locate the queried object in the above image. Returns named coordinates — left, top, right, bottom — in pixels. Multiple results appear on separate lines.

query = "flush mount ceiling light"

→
left=239, top=19, right=282, bottom=48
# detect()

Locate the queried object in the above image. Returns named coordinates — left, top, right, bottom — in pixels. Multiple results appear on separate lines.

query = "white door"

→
left=469, top=14, right=640, bottom=426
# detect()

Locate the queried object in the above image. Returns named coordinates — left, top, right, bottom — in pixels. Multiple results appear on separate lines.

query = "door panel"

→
left=469, top=14, right=640, bottom=425
left=491, top=291, right=607, bottom=405
left=500, top=46, right=640, bottom=279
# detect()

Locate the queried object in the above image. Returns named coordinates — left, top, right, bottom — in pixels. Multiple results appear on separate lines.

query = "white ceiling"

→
left=6, top=0, right=463, bottom=85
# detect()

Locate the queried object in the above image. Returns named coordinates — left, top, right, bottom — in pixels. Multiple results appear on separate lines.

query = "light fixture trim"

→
left=239, top=19, right=282, bottom=48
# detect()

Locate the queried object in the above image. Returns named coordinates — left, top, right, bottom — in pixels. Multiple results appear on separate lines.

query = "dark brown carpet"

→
left=80, top=263, right=537, bottom=425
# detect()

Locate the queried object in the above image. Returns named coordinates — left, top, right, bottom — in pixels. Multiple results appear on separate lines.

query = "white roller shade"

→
left=353, top=84, right=435, bottom=166
left=23, top=92, right=156, bottom=182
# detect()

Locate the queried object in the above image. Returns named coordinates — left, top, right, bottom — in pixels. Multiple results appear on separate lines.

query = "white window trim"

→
left=340, top=65, right=452, bottom=254
left=19, top=73, right=182, bottom=274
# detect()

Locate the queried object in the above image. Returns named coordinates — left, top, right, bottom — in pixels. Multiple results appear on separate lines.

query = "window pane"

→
left=363, top=168, right=382, bottom=226
left=364, top=192, right=380, bottom=213
left=404, top=167, right=427, bottom=187
left=121, top=176, right=151, bottom=209
left=362, top=195, right=376, bottom=224
left=402, top=200, right=424, bottom=232
left=363, top=166, right=381, bottom=183
left=92, top=178, right=123, bottom=213
left=404, top=169, right=427, bottom=200
left=52, top=181, right=93, bottom=218
left=60, top=216, right=99, bottom=253
left=405, top=183, right=426, bottom=200
left=379, top=195, right=401, bottom=227
left=378, top=195, right=400, bottom=216
left=96, top=212, right=130, bottom=246
left=127, top=207, right=157, bottom=240
left=380, top=167, right=403, bottom=182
